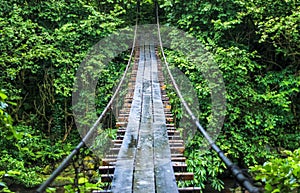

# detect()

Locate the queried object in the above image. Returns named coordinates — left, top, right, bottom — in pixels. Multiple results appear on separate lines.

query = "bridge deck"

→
left=112, top=42, right=177, bottom=193
left=96, top=40, right=200, bottom=193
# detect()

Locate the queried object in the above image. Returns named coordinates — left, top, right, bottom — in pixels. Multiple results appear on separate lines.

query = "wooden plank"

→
left=171, top=146, right=185, bottom=154
left=169, top=140, right=184, bottom=143
left=102, top=158, right=116, bottom=166
left=175, top=173, right=194, bottom=181
left=132, top=44, right=155, bottom=193
left=178, top=187, right=201, bottom=193
left=169, top=136, right=182, bottom=140
left=171, top=157, right=186, bottom=162
left=150, top=44, right=179, bottom=193
left=99, top=166, right=115, bottom=174
left=116, top=122, right=127, bottom=127
left=173, top=162, right=187, bottom=172
left=92, top=190, right=112, bottom=193
left=169, top=143, right=184, bottom=147
left=171, top=153, right=184, bottom=157
left=110, top=43, right=145, bottom=193
left=167, top=130, right=181, bottom=135
left=113, top=143, right=122, bottom=148
left=117, top=117, right=128, bottom=122
left=108, top=148, right=120, bottom=154
left=101, top=174, right=113, bottom=182
left=112, top=140, right=123, bottom=143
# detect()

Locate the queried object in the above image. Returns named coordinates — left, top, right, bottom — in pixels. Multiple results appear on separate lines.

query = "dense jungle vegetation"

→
left=0, top=0, right=299, bottom=192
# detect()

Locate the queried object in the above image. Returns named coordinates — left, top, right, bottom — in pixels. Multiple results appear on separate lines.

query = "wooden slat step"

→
left=99, top=166, right=115, bottom=174
left=167, top=130, right=180, bottom=135
left=168, top=136, right=182, bottom=140
left=161, top=95, right=169, bottom=99
left=118, top=129, right=181, bottom=135
left=92, top=190, right=112, bottom=193
left=123, top=103, right=131, bottom=108
left=118, top=113, right=130, bottom=117
left=169, top=142, right=184, bottom=147
left=112, top=140, right=123, bottom=143
left=108, top=148, right=120, bottom=154
left=171, top=153, right=184, bottom=157
left=171, top=146, right=185, bottom=154
left=171, top=157, right=186, bottom=162
left=104, top=154, right=117, bottom=158
left=166, top=123, right=175, bottom=127
left=124, top=99, right=133, bottom=103
left=169, top=140, right=184, bottom=143
left=175, top=173, right=194, bottom=181
left=102, top=154, right=186, bottom=165
left=178, top=187, right=201, bottom=193
left=117, top=117, right=128, bottom=122
left=119, top=109, right=130, bottom=114
left=102, top=158, right=116, bottom=166
left=173, top=162, right=187, bottom=172
left=113, top=143, right=122, bottom=148
left=116, top=122, right=127, bottom=127
left=166, top=117, right=174, bottom=123
left=117, top=130, right=126, bottom=135
left=101, top=174, right=113, bottom=182
left=164, top=113, right=173, bottom=117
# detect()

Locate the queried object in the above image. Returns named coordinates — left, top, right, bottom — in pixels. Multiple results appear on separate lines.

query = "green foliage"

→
left=0, top=171, right=14, bottom=193
left=0, top=90, right=18, bottom=141
left=0, top=90, right=16, bottom=193
left=63, top=177, right=102, bottom=193
left=164, top=40, right=299, bottom=191
left=92, top=128, right=117, bottom=158
left=163, top=49, right=225, bottom=190
left=165, top=86, right=183, bottom=126
left=161, top=0, right=300, bottom=69
left=0, top=125, right=74, bottom=189
left=182, top=136, right=226, bottom=191
left=1, top=0, right=137, bottom=190
left=250, top=148, right=300, bottom=193
left=0, top=0, right=127, bottom=139
left=239, top=0, right=300, bottom=69
left=96, top=55, right=129, bottom=114
left=161, top=0, right=300, bottom=191
left=0, top=154, right=42, bottom=188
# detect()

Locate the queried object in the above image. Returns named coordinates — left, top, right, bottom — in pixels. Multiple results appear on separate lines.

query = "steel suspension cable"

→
left=36, top=5, right=139, bottom=193
left=154, top=2, right=262, bottom=193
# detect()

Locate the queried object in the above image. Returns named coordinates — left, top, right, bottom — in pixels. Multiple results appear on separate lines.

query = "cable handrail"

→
left=36, top=5, right=139, bottom=193
left=154, top=2, right=262, bottom=193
